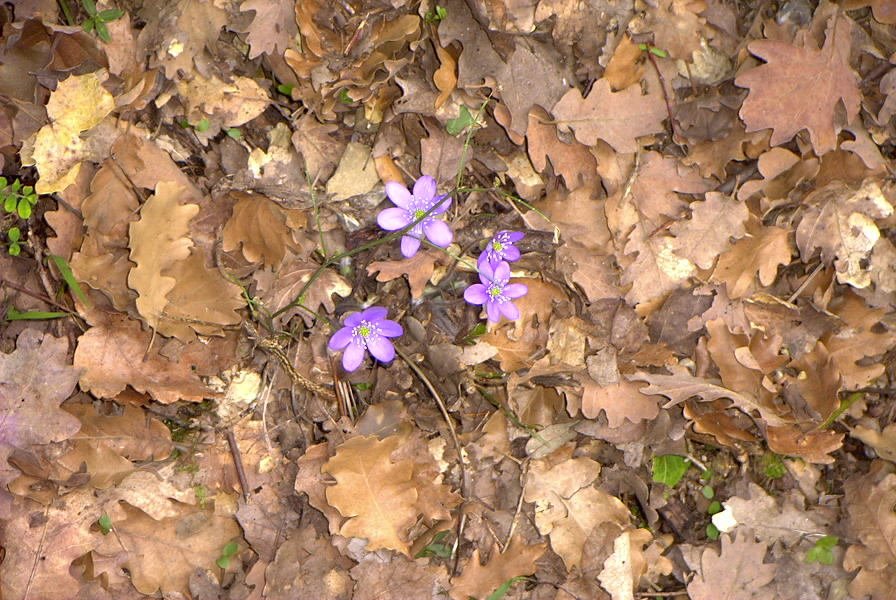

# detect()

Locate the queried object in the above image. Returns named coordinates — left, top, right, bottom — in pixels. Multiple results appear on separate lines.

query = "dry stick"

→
left=393, top=346, right=469, bottom=573
left=0, top=277, right=81, bottom=320
left=226, top=429, right=251, bottom=502
left=786, top=261, right=824, bottom=304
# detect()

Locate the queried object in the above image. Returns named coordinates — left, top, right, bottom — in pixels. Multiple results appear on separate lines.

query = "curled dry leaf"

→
left=843, top=467, right=896, bottom=599
left=449, top=535, right=546, bottom=600
left=222, top=192, right=297, bottom=269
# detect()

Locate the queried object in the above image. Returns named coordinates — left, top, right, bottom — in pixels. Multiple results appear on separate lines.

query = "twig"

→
left=226, top=429, right=250, bottom=502
left=503, top=459, right=529, bottom=551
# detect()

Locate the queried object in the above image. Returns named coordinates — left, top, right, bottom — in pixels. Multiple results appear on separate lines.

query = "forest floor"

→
left=2, top=0, right=896, bottom=599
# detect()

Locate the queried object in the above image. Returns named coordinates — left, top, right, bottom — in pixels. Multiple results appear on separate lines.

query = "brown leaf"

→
left=526, top=106, right=599, bottom=191
left=239, top=0, right=298, bottom=58
left=322, top=435, right=419, bottom=555
left=787, top=341, right=841, bottom=421
left=603, top=35, right=645, bottom=91
left=766, top=424, right=844, bottom=464
left=581, top=378, right=661, bottom=428
left=265, top=526, right=353, bottom=600
left=450, top=536, right=546, bottom=600
left=687, top=532, right=776, bottom=600
left=127, top=182, right=199, bottom=330
left=598, top=528, right=653, bottom=600
left=843, top=468, right=896, bottom=599
left=222, top=192, right=297, bottom=269
left=670, top=193, right=748, bottom=270
left=551, top=78, right=667, bottom=152
left=735, top=13, right=860, bottom=155
left=711, top=222, right=792, bottom=298
left=715, top=482, right=830, bottom=545
left=367, top=250, right=439, bottom=300
left=351, top=555, right=450, bottom=600
left=74, top=318, right=215, bottom=403
left=824, top=291, right=896, bottom=389
left=253, top=258, right=352, bottom=327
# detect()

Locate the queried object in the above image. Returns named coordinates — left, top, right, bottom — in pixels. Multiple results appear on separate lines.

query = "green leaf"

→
left=96, top=20, right=111, bottom=42
left=805, top=535, right=838, bottom=565
left=83, top=19, right=96, bottom=34
left=761, top=453, right=786, bottom=479
left=49, top=254, right=92, bottom=308
left=3, top=196, right=15, bottom=213
left=486, top=577, right=527, bottom=600
left=225, top=127, right=242, bottom=140
left=98, top=8, right=124, bottom=21
left=652, top=455, right=690, bottom=487
left=415, top=530, right=452, bottom=559
left=8, top=242, right=20, bottom=256
left=82, top=0, right=98, bottom=16
left=337, top=88, right=353, bottom=104
left=98, top=513, right=113, bottom=535
left=7, top=227, right=20, bottom=243
left=463, top=321, right=488, bottom=344
left=0, top=176, right=7, bottom=188
left=195, top=117, right=210, bottom=132
left=6, top=308, right=67, bottom=320
left=276, top=83, right=294, bottom=96
left=707, top=500, right=722, bottom=515
left=706, top=523, right=720, bottom=540
left=21, top=185, right=33, bottom=196
left=17, top=201, right=32, bottom=219
left=11, top=179, right=20, bottom=192
left=216, top=540, right=239, bottom=568
left=446, top=105, right=475, bottom=135
left=701, top=485, right=715, bottom=499
left=436, top=5, right=447, bottom=19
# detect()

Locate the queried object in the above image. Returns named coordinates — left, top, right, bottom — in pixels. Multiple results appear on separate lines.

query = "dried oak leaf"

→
left=0, top=489, right=101, bottom=600
left=137, top=0, right=227, bottom=78
left=265, top=525, right=354, bottom=600
left=351, top=555, right=450, bottom=600
left=843, top=468, right=896, bottom=599
left=824, top=291, right=896, bottom=389
left=239, top=0, right=298, bottom=58
left=367, top=249, right=439, bottom=300
left=96, top=502, right=240, bottom=597
left=128, top=182, right=199, bottom=331
left=598, top=528, right=654, bottom=600
left=21, top=69, right=115, bottom=193
left=766, top=424, right=844, bottom=464
left=0, top=331, right=81, bottom=513
left=735, top=14, right=859, bottom=155
left=551, top=78, right=667, bottom=153
left=253, top=258, right=351, bottom=328
left=711, top=221, right=792, bottom=298
left=74, top=318, right=214, bottom=403
left=581, top=378, right=661, bottom=428
left=670, top=192, right=748, bottom=270
left=321, top=435, right=419, bottom=555
left=714, top=482, right=830, bottom=546
left=526, top=106, right=599, bottom=191
left=787, top=341, right=841, bottom=422
left=158, top=251, right=244, bottom=340
left=686, top=532, right=776, bottom=600
left=449, top=536, right=546, bottom=600
left=795, top=180, right=893, bottom=289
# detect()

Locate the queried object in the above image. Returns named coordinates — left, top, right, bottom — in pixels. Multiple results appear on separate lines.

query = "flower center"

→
left=491, top=241, right=504, bottom=252
left=357, top=325, right=371, bottom=337
left=413, top=209, right=427, bottom=220
left=487, top=284, right=503, bottom=299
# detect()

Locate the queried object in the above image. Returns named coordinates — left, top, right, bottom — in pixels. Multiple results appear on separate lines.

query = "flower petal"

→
left=401, top=235, right=421, bottom=258
left=503, top=283, right=528, bottom=299
left=503, top=246, right=521, bottom=261
left=367, top=335, right=395, bottom=363
left=464, top=284, right=488, bottom=305
left=486, top=301, right=501, bottom=323
left=477, top=260, right=496, bottom=282
left=493, top=261, right=511, bottom=283
left=360, top=306, right=388, bottom=322
left=342, top=342, right=366, bottom=372
left=423, top=219, right=453, bottom=247
left=430, top=194, right=452, bottom=215
left=377, top=207, right=411, bottom=231
left=385, top=181, right=412, bottom=208
left=344, top=312, right=363, bottom=327
left=328, top=327, right=354, bottom=350
left=413, top=175, right=437, bottom=203
left=498, top=301, right=520, bottom=320
left=505, top=231, right=525, bottom=242
left=378, top=319, right=403, bottom=337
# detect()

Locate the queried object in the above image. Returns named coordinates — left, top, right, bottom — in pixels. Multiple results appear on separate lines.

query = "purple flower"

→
left=328, top=306, right=403, bottom=372
left=377, top=175, right=453, bottom=258
left=478, top=230, right=524, bottom=269
left=463, top=261, right=528, bottom=323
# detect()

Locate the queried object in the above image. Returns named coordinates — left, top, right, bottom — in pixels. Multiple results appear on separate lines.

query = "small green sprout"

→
left=337, top=88, right=354, bottom=105
left=225, top=127, right=242, bottom=140
left=6, top=226, right=21, bottom=256
left=760, top=453, right=787, bottom=480
left=805, top=535, right=838, bottom=565
left=216, top=540, right=239, bottom=569
left=446, top=105, right=477, bottom=136
left=1, top=177, right=38, bottom=219
left=81, top=0, right=124, bottom=43
left=415, top=530, right=452, bottom=559
left=486, top=576, right=528, bottom=600
left=276, top=83, right=295, bottom=96
left=638, top=43, right=669, bottom=58
left=97, top=513, right=113, bottom=535
left=424, top=5, right=448, bottom=24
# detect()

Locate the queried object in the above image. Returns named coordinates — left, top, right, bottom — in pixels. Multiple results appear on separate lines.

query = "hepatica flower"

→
left=464, top=260, right=528, bottom=323
left=377, top=175, right=453, bottom=258
left=328, top=306, right=403, bottom=372
left=478, top=230, right=524, bottom=269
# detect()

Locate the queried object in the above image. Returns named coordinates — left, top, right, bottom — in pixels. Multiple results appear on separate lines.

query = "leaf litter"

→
left=2, top=1, right=896, bottom=599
